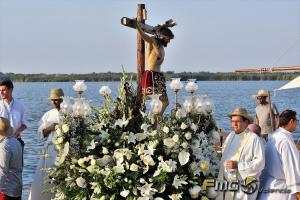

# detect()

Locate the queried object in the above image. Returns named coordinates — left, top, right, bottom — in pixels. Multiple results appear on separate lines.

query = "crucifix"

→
left=121, top=4, right=150, bottom=106
left=121, top=4, right=176, bottom=114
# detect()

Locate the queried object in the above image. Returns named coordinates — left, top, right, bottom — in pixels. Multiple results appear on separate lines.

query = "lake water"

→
left=11, top=81, right=299, bottom=199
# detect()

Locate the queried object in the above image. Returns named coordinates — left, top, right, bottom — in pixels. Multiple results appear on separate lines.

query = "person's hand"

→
left=13, top=130, right=21, bottom=138
left=51, top=123, right=58, bottom=131
left=296, top=192, right=300, bottom=200
left=226, top=160, right=238, bottom=169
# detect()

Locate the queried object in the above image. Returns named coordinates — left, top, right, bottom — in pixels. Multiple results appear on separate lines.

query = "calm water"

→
left=11, top=81, right=299, bottom=199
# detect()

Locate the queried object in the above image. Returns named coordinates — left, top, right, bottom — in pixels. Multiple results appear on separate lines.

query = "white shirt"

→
left=217, top=129, right=265, bottom=200
left=259, top=127, right=300, bottom=200
left=0, top=99, right=25, bottom=132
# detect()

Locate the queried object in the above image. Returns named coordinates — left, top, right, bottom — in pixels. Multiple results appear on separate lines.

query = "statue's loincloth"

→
left=141, top=70, right=168, bottom=102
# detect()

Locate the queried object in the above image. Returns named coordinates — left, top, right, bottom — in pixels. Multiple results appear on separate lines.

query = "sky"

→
left=0, top=0, right=300, bottom=74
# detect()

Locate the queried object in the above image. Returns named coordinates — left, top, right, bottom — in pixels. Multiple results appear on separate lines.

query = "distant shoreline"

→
left=1, top=71, right=299, bottom=82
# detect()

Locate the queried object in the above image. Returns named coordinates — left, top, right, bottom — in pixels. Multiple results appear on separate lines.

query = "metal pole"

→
left=268, top=91, right=275, bottom=132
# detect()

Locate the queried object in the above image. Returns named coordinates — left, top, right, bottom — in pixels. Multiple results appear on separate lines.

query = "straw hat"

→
left=0, top=117, right=13, bottom=137
left=252, top=89, right=269, bottom=99
left=49, top=88, right=64, bottom=100
left=228, top=107, right=253, bottom=123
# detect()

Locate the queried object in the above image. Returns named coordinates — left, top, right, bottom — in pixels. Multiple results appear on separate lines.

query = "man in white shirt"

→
left=0, top=79, right=26, bottom=165
left=217, top=107, right=265, bottom=200
left=259, top=109, right=300, bottom=200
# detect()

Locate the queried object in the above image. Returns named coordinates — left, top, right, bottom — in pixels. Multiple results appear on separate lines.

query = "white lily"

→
left=115, top=118, right=129, bottom=128
left=128, top=132, right=136, bottom=144
left=76, top=177, right=86, bottom=188
left=137, top=182, right=158, bottom=197
left=168, top=193, right=183, bottom=200
left=172, top=175, right=188, bottom=189
left=87, top=139, right=98, bottom=151
left=141, top=123, right=150, bottom=132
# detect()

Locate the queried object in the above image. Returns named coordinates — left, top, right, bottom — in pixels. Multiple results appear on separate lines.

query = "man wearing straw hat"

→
left=28, top=88, right=64, bottom=200
left=252, top=89, right=279, bottom=139
left=0, top=117, right=23, bottom=200
left=217, top=107, right=265, bottom=200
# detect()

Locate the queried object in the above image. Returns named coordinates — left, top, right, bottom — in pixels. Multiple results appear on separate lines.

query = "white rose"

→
left=141, top=155, right=155, bottom=166
left=56, top=128, right=62, bottom=136
left=181, top=142, right=189, bottom=149
left=76, top=177, right=86, bottom=188
left=175, top=109, right=186, bottom=119
left=149, top=130, right=158, bottom=136
left=199, top=161, right=209, bottom=173
left=78, top=158, right=85, bottom=166
left=180, top=123, right=187, bottom=130
left=164, top=138, right=176, bottom=148
left=113, top=164, right=125, bottom=174
left=61, top=124, right=70, bottom=133
left=99, top=196, right=106, bottom=200
left=172, top=134, right=179, bottom=143
left=90, top=159, right=97, bottom=166
left=191, top=123, right=198, bottom=132
left=184, top=132, right=192, bottom=140
left=163, top=126, right=170, bottom=133
left=102, top=147, right=109, bottom=155
left=120, top=190, right=130, bottom=197
left=130, top=163, right=139, bottom=172
left=57, top=137, right=64, bottom=144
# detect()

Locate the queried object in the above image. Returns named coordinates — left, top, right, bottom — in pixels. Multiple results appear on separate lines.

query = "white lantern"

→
left=73, top=80, right=87, bottom=93
left=60, top=97, right=73, bottom=114
left=189, top=185, right=201, bottom=199
left=99, top=86, right=111, bottom=96
left=183, top=96, right=193, bottom=113
left=149, top=94, right=163, bottom=115
left=82, top=100, right=91, bottom=116
left=195, top=96, right=205, bottom=114
left=203, top=95, right=213, bottom=112
left=72, top=99, right=84, bottom=116
left=169, top=78, right=183, bottom=92
left=185, top=79, right=198, bottom=94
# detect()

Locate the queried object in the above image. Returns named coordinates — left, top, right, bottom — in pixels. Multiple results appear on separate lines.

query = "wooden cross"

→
left=121, top=4, right=157, bottom=106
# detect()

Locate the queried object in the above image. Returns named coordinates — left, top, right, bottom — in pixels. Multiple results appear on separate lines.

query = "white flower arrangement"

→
left=47, top=72, right=219, bottom=199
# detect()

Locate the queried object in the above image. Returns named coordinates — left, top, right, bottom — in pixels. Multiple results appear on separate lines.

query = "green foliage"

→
left=1, top=71, right=299, bottom=82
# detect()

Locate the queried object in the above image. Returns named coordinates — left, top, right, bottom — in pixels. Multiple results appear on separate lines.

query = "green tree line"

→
left=0, top=71, right=299, bottom=82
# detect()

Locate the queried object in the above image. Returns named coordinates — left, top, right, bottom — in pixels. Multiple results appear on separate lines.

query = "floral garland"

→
left=47, top=73, right=219, bottom=200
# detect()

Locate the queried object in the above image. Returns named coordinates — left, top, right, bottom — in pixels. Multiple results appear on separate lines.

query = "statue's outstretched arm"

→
left=137, top=22, right=155, bottom=45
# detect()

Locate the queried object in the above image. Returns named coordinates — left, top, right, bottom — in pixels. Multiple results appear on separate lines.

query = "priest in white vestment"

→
left=259, top=109, right=300, bottom=200
left=217, top=107, right=265, bottom=200
left=28, top=88, right=64, bottom=200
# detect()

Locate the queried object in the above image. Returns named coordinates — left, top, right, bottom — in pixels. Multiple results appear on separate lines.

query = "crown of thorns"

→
left=154, top=19, right=177, bottom=38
